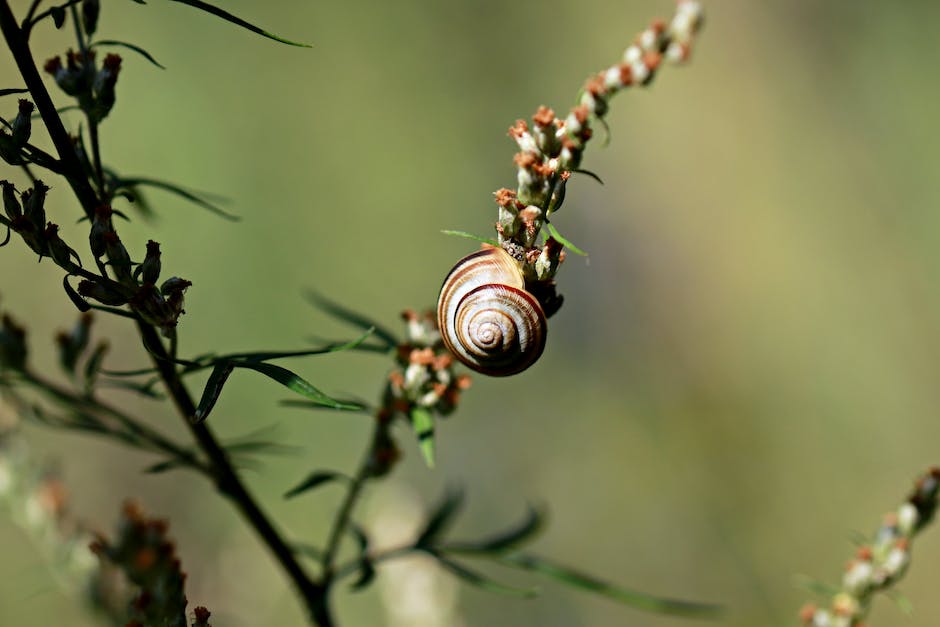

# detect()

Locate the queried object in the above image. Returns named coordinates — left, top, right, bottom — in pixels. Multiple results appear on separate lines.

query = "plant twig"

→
left=0, top=4, right=332, bottom=624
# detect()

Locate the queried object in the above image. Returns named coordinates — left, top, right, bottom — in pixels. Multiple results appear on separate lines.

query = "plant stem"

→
left=0, top=0, right=97, bottom=219
left=320, top=429, right=376, bottom=584
left=137, top=316, right=329, bottom=625
left=21, top=369, right=209, bottom=475
left=0, top=4, right=332, bottom=624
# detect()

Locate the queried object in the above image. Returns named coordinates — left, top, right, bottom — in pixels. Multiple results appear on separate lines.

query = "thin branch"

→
left=0, top=1, right=98, bottom=218
left=136, top=321, right=331, bottom=625
left=0, top=4, right=333, bottom=624
left=320, top=427, right=378, bottom=583
left=20, top=368, right=209, bottom=475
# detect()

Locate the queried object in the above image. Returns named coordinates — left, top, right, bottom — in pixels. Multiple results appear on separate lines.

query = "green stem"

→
left=137, top=322, right=329, bottom=625
left=21, top=368, right=209, bottom=475
left=0, top=1, right=97, bottom=218
left=320, top=424, right=380, bottom=584
left=68, top=3, right=104, bottom=193
left=0, top=4, right=332, bottom=623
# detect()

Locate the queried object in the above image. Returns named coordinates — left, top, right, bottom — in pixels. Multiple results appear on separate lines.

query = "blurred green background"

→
left=2, top=1, right=940, bottom=625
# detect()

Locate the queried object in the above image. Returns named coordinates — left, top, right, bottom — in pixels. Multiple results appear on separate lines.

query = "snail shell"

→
left=437, top=247, right=547, bottom=377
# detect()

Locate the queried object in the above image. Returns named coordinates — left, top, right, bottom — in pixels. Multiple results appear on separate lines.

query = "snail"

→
left=436, top=246, right=547, bottom=376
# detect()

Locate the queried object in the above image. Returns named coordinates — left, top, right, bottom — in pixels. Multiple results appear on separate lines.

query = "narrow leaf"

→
left=224, top=439, right=299, bottom=457
left=98, top=378, right=164, bottom=399
left=305, top=291, right=399, bottom=349
left=83, top=342, right=109, bottom=394
left=284, top=470, right=349, bottom=499
left=292, top=543, right=324, bottom=561
left=114, top=177, right=238, bottom=221
left=91, top=40, right=166, bottom=69
left=792, top=574, right=840, bottom=598
left=499, top=553, right=722, bottom=617
left=416, top=487, right=465, bottom=547
left=280, top=398, right=371, bottom=414
left=63, top=275, right=91, bottom=312
left=445, top=505, right=545, bottom=554
left=0, top=88, right=29, bottom=97
left=572, top=168, right=604, bottom=185
left=410, top=406, right=435, bottom=469
left=213, top=327, right=378, bottom=365
left=432, top=553, right=538, bottom=598
left=86, top=305, right=137, bottom=320
left=545, top=222, right=587, bottom=256
left=441, top=230, right=499, bottom=246
left=347, top=523, right=375, bottom=591
left=193, top=361, right=235, bottom=423
left=166, top=0, right=311, bottom=47
left=237, top=361, right=362, bottom=410
left=144, top=459, right=188, bottom=474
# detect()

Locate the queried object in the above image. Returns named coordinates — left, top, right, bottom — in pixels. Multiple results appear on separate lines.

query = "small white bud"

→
left=897, top=502, right=919, bottom=536
left=842, top=560, right=873, bottom=595
left=881, top=545, right=910, bottom=578
left=403, top=363, right=429, bottom=390
left=623, top=45, right=642, bottom=64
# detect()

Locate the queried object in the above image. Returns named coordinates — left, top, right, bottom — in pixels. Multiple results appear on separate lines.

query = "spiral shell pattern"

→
left=437, top=247, right=547, bottom=376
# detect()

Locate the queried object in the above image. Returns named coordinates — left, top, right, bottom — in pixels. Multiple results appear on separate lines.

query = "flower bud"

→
left=11, top=100, right=33, bottom=147
left=78, top=279, right=130, bottom=306
left=81, top=0, right=100, bottom=37
left=92, top=54, right=121, bottom=122
left=1, top=181, right=22, bottom=222
left=104, top=230, right=133, bottom=284
left=135, top=240, right=162, bottom=284
left=0, top=314, right=27, bottom=371
left=89, top=205, right=113, bottom=259
left=22, top=181, right=49, bottom=232
left=44, top=222, right=80, bottom=268
left=56, top=313, right=92, bottom=375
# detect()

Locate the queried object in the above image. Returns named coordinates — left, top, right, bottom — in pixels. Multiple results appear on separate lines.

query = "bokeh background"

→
left=2, top=1, right=940, bottom=625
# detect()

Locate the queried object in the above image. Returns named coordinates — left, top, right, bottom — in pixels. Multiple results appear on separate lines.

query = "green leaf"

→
left=193, top=361, right=235, bottom=423
left=498, top=553, right=722, bottom=618
left=887, top=590, right=914, bottom=616
left=207, top=328, right=377, bottom=365
left=98, top=378, right=164, bottom=399
left=283, top=470, right=350, bottom=499
left=91, top=40, right=166, bottom=69
left=292, top=543, right=324, bottom=561
left=545, top=222, right=587, bottom=256
left=280, top=398, right=372, bottom=414
left=410, top=406, right=436, bottom=469
left=441, top=230, right=499, bottom=246
left=83, top=342, right=109, bottom=394
left=112, top=176, right=238, bottom=221
left=237, top=361, right=363, bottom=410
left=195, top=359, right=360, bottom=422
left=792, top=574, right=840, bottom=598
left=165, top=0, right=311, bottom=47
left=224, top=439, right=299, bottom=457
left=178, top=328, right=377, bottom=375
left=0, top=88, right=29, bottom=97
left=572, top=168, right=604, bottom=185
left=305, top=292, right=399, bottom=349
left=416, top=487, right=465, bottom=548
left=347, top=523, right=375, bottom=591
left=63, top=275, right=91, bottom=312
left=445, top=505, right=545, bottom=555
left=430, top=553, right=538, bottom=598
left=144, top=458, right=189, bottom=474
